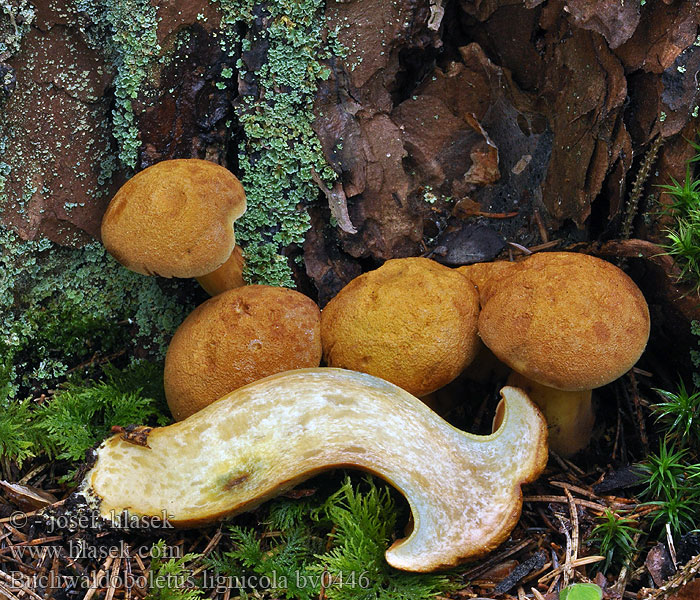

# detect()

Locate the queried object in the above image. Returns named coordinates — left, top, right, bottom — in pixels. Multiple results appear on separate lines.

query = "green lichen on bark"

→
left=73, top=0, right=161, bottom=169
left=214, top=0, right=341, bottom=287
left=0, top=226, right=192, bottom=400
left=0, top=1, right=35, bottom=59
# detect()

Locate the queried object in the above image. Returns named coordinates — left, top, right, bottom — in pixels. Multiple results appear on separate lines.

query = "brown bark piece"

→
left=2, top=3, right=119, bottom=245
left=659, top=45, right=700, bottom=139
left=539, top=22, right=629, bottom=226
left=564, top=0, right=640, bottom=49
left=459, top=0, right=523, bottom=21
left=393, top=94, right=499, bottom=195
left=341, top=112, right=420, bottom=259
left=137, top=23, right=235, bottom=168
left=303, top=206, right=362, bottom=308
left=615, top=1, right=698, bottom=74
left=325, top=0, right=437, bottom=111
left=669, top=580, right=700, bottom=600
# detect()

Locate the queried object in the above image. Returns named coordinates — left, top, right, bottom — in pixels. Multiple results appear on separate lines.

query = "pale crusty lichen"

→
left=214, top=0, right=343, bottom=287
left=73, top=0, right=161, bottom=169
left=0, top=1, right=34, bottom=59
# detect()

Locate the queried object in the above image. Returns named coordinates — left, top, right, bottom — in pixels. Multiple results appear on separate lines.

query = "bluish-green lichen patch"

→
left=213, top=0, right=342, bottom=287
left=73, top=0, right=161, bottom=169
left=0, top=226, right=193, bottom=400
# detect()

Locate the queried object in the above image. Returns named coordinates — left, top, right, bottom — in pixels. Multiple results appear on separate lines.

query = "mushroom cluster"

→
left=101, top=159, right=324, bottom=417
left=95, top=158, right=653, bottom=571
left=460, top=252, right=651, bottom=456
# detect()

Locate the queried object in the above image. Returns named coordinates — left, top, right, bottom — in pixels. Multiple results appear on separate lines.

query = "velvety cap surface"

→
left=165, top=285, right=321, bottom=420
left=322, top=257, right=481, bottom=397
left=457, top=261, right=518, bottom=305
left=101, top=159, right=246, bottom=278
left=478, top=252, right=650, bottom=391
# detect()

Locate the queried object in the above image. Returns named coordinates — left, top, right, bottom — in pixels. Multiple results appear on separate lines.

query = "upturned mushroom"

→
left=101, top=158, right=247, bottom=295
left=78, top=368, right=548, bottom=572
left=164, top=285, right=322, bottom=420
left=321, top=257, right=481, bottom=397
left=476, top=252, right=650, bottom=456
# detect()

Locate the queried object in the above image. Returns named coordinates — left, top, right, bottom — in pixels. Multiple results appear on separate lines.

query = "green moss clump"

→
left=0, top=226, right=192, bottom=399
left=0, top=360, right=171, bottom=467
left=658, top=134, right=700, bottom=290
left=214, top=0, right=342, bottom=287
left=206, top=475, right=455, bottom=600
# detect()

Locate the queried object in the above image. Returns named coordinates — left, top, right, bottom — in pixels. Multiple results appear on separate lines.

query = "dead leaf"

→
left=0, top=480, right=58, bottom=511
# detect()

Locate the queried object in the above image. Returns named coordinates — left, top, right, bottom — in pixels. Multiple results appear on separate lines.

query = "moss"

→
left=0, top=226, right=193, bottom=399
left=206, top=475, right=455, bottom=600
left=214, top=0, right=342, bottom=287
left=73, top=0, right=161, bottom=169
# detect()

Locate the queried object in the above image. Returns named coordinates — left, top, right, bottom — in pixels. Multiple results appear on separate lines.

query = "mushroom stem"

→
left=79, top=368, right=547, bottom=572
left=195, top=245, right=246, bottom=296
left=506, top=372, right=594, bottom=457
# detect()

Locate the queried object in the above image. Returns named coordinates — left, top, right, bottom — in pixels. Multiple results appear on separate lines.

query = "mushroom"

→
left=101, top=158, right=247, bottom=295
left=457, top=260, right=518, bottom=306
left=321, top=257, right=481, bottom=397
left=78, top=368, right=548, bottom=572
left=164, top=285, right=322, bottom=420
left=477, top=252, right=650, bottom=456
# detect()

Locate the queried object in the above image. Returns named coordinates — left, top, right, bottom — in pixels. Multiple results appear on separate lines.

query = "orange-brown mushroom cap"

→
left=321, top=257, right=481, bottom=397
left=101, top=159, right=246, bottom=278
left=478, top=252, right=651, bottom=391
left=457, top=260, right=518, bottom=306
left=164, top=285, right=322, bottom=420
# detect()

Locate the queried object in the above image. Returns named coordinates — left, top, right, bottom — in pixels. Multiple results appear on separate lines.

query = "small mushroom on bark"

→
left=78, top=368, right=548, bottom=572
left=321, top=257, right=481, bottom=397
left=477, top=252, right=650, bottom=456
left=101, top=159, right=247, bottom=295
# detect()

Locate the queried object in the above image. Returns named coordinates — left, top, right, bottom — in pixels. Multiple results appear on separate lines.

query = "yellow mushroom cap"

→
left=165, top=285, right=322, bottom=420
left=321, top=257, right=481, bottom=397
left=478, top=252, right=650, bottom=391
left=101, top=159, right=246, bottom=278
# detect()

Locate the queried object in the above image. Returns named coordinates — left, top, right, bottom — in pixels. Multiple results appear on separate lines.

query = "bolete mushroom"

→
left=164, top=285, right=322, bottom=420
left=321, top=257, right=481, bottom=397
left=78, top=368, right=548, bottom=572
left=101, top=158, right=247, bottom=295
left=195, top=244, right=246, bottom=296
left=477, top=252, right=650, bottom=456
